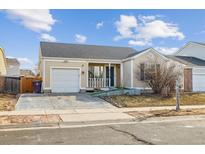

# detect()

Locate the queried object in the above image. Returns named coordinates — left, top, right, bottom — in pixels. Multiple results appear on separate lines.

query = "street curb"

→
left=2, top=114, right=205, bottom=131
left=0, top=122, right=60, bottom=130
left=0, top=118, right=137, bottom=131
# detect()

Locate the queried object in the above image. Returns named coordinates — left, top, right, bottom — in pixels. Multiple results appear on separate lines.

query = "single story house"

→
left=166, top=55, right=205, bottom=92
left=39, top=41, right=205, bottom=93
left=39, top=42, right=172, bottom=93
left=0, top=47, right=20, bottom=77
left=175, top=42, right=205, bottom=61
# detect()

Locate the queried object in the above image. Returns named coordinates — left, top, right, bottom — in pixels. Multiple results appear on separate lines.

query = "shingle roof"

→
left=167, top=55, right=205, bottom=66
left=6, top=58, right=20, bottom=66
left=191, top=41, right=205, bottom=46
left=40, top=42, right=136, bottom=60
left=126, top=48, right=153, bottom=58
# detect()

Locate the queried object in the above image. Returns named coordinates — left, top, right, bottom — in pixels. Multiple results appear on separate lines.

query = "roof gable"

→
left=6, top=58, right=20, bottom=66
left=175, top=41, right=205, bottom=55
left=124, top=48, right=169, bottom=61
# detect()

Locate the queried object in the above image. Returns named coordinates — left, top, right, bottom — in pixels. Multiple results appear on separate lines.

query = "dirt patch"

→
left=0, top=115, right=62, bottom=125
left=0, top=94, right=17, bottom=111
left=126, top=108, right=205, bottom=120
left=102, top=93, right=205, bottom=108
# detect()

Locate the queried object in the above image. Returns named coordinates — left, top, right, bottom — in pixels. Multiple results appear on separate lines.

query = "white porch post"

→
left=131, top=59, right=134, bottom=88
left=120, top=63, right=123, bottom=87
left=86, top=62, right=89, bottom=88
left=109, top=63, right=111, bottom=87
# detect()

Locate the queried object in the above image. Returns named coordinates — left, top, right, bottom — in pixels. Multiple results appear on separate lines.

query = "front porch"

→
left=87, top=63, right=121, bottom=90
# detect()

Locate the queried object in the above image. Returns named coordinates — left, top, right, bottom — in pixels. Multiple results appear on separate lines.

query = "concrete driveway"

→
left=16, top=93, right=115, bottom=110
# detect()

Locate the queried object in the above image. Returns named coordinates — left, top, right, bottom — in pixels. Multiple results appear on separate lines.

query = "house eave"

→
left=42, top=56, right=122, bottom=63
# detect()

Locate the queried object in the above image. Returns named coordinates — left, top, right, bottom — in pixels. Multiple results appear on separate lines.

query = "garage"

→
left=192, top=68, right=205, bottom=92
left=51, top=68, right=80, bottom=93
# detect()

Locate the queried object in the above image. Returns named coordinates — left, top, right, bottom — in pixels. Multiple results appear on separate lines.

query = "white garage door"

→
left=51, top=68, right=80, bottom=93
left=193, top=68, right=205, bottom=92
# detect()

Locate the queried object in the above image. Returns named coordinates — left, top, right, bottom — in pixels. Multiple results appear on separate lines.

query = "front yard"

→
left=0, top=94, right=17, bottom=111
left=102, top=93, right=205, bottom=108
left=127, top=108, right=205, bottom=120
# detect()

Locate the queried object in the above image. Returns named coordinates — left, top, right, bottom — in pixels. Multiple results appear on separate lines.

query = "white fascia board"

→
left=42, top=56, right=121, bottom=63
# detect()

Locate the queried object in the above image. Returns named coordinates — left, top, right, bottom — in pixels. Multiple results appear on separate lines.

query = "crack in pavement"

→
left=108, top=126, right=154, bottom=145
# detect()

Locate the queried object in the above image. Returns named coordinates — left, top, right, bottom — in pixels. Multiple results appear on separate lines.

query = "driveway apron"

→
left=15, top=93, right=114, bottom=110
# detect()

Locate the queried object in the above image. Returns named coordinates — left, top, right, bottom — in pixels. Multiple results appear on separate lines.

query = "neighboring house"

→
left=39, top=42, right=170, bottom=93
left=6, top=58, right=20, bottom=76
left=175, top=42, right=205, bottom=60
left=20, top=69, right=35, bottom=77
left=0, top=47, right=7, bottom=75
left=0, top=47, right=20, bottom=77
left=167, top=56, right=205, bottom=92
left=173, top=42, right=205, bottom=92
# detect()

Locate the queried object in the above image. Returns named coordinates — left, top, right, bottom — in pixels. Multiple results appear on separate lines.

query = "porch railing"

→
left=88, top=78, right=110, bottom=88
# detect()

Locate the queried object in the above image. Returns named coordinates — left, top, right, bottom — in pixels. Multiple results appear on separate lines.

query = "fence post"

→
left=20, top=76, right=23, bottom=93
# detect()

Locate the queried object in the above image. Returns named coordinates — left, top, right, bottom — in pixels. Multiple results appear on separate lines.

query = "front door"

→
left=106, top=66, right=114, bottom=87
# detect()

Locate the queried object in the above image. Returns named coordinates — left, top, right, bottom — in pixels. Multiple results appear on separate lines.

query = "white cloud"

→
left=195, top=30, right=205, bottom=35
left=5, top=9, right=56, bottom=32
left=40, top=33, right=56, bottom=42
left=138, top=15, right=156, bottom=23
left=114, top=15, right=185, bottom=46
left=96, top=21, right=104, bottom=29
left=128, top=40, right=150, bottom=46
left=17, top=57, right=34, bottom=66
left=155, top=47, right=179, bottom=55
left=75, top=34, right=87, bottom=43
left=114, top=15, right=137, bottom=41
left=137, top=20, right=185, bottom=41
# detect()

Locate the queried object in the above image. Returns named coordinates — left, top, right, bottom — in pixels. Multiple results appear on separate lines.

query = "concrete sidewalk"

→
left=1, top=104, right=205, bottom=115
left=0, top=105, right=205, bottom=125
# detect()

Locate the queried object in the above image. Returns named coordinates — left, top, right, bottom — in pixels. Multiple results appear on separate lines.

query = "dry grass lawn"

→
left=0, top=115, right=62, bottom=125
left=127, top=108, right=205, bottom=119
left=102, top=93, right=205, bottom=108
left=0, top=94, right=17, bottom=111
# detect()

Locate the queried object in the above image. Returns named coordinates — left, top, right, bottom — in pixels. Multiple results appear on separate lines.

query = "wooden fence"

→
left=20, top=76, right=42, bottom=93
left=0, top=76, right=42, bottom=94
left=0, top=76, right=20, bottom=94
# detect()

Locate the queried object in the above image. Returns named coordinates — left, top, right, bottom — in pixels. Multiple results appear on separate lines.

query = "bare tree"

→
left=138, top=59, right=181, bottom=96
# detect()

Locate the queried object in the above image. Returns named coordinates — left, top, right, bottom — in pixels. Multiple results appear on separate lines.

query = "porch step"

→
left=86, top=87, right=95, bottom=92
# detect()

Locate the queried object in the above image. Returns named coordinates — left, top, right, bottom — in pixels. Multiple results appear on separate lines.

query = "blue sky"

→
left=1, top=9, right=205, bottom=69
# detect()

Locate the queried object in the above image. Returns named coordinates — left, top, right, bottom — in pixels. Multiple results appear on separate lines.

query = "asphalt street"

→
left=1, top=117, right=205, bottom=144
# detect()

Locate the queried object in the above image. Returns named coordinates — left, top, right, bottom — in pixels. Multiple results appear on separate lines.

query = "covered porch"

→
left=87, top=63, right=122, bottom=90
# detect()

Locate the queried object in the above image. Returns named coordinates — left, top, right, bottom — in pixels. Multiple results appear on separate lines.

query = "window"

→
left=89, top=66, right=104, bottom=78
left=140, top=63, right=160, bottom=81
